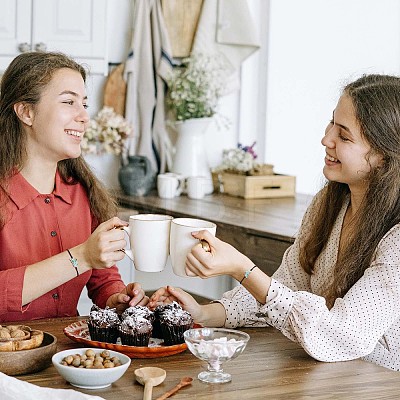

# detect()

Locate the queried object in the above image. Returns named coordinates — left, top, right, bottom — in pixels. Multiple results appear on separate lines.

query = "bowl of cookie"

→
left=0, top=324, right=57, bottom=375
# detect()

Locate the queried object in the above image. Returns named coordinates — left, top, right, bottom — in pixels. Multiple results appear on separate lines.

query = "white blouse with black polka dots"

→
left=217, top=193, right=400, bottom=371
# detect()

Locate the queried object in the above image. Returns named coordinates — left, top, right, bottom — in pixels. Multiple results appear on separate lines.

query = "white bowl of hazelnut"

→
left=52, top=348, right=131, bottom=389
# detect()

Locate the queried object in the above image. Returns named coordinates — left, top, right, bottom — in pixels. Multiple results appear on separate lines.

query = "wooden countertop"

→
left=117, top=191, right=313, bottom=243
left=15, top=317, right=400, bottom=399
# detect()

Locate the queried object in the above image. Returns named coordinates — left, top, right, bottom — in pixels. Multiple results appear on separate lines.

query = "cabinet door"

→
left=32, top=0, right=108, bottom=74
left=0, top=0, right=32, bottom=71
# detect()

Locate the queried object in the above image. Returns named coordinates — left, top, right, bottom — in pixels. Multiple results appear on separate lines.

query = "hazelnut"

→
left=0, top=328, right=11, bottom=339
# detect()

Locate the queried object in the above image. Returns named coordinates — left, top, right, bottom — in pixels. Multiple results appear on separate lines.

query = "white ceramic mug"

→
left=186, top=176, right=207, bottom=199
left=165, top=173, right=185, bottom=196
left=157, top=174, right=184, bottom=199
left=170, top=218, right=217, bottom=277
left=123, top=214, right=173, bottom=272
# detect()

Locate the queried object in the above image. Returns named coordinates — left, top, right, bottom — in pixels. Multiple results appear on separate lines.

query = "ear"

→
left=13, top=102, right=34, bottom=127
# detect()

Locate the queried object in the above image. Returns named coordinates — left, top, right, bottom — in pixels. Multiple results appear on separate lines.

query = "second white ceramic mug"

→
left=157, top=173, right=184, bottom=199
left=186, top=176, right=207, bottom=199
left=170, top=217, right=217, bottom=277
left=123, top=214, right=173, bottom=272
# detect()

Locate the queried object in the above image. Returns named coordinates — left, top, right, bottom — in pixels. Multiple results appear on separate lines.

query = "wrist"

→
left=70, top=244, right=92, bottom=272
left=232, top=257, right=255, bottom=282
left=197, top=303, right=226, bottom=327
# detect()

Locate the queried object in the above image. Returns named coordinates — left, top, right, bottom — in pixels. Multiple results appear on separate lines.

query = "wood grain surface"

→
left=103, top=63, right=126, bottom=117
left=161, top=0, right=203, bottom=57
left=16, top=317, right=400, bottom=399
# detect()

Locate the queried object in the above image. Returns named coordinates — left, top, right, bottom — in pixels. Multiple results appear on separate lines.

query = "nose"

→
left=77, top=106, right=90, bottom=125
left=321, top=123, right=335, bottom=148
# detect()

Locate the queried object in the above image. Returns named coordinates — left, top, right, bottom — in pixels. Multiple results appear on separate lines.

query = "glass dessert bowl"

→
left=184, top=327, right=250, bottom=384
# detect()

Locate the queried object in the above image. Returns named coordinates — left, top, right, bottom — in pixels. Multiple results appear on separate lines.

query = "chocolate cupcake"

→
left=151, top=304, right=167, bottom=339
left=121, top=306, right=155, bottom=324
left=87, top=305, right=120, bottom=344
left=119, top=315, right=153, bottom=346
left=159, top=302, right=193, bottom=345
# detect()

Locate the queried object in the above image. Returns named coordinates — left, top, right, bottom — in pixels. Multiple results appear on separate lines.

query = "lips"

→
left=65, top=129, right=82, bottom=137
left=325, top=154, right=339, bottom=163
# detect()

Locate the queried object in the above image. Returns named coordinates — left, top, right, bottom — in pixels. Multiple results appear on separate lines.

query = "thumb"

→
left=167, top=286, right=193, bottom=306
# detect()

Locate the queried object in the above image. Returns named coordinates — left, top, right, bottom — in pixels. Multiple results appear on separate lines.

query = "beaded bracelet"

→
left=239, top=265, right=257, bottom=285
left=67, top=249, right=79, bottom=277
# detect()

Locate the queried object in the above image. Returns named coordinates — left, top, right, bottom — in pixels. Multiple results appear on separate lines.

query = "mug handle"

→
left=121, top=226, right=134, bottom=261
left=175, top=177, right=182, bottom=195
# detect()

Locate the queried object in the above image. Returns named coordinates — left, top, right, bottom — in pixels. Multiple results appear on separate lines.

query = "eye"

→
left=338, top=132, right=350, bottom=142
left=63, top=100, right=74, bottom=106
left=83, top=104, right=89, bottom=109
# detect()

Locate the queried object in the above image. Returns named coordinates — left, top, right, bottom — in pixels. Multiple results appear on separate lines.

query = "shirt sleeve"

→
left=0, top=266, right=28, bottom=314
left=86, top=266, right=126, bottom=308
left=216, top=190, right=400, bottom=363
left=259, top=224, right=400, bottom=362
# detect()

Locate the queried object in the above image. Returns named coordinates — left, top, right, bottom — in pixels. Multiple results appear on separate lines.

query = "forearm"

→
left=22, top=247, right=91, bottom=306
left=229, top=257, right=272, bottom=306
left=239, top=267, right=272, bottom=305
left=197, top=302, right=227, bottom=327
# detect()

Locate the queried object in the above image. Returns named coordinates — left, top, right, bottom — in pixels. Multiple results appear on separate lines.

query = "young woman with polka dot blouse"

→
left=151, top=74, right=400, bottom=371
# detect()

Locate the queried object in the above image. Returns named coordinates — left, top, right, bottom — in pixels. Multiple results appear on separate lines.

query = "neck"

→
left=20, top=160, right=57, bottom=194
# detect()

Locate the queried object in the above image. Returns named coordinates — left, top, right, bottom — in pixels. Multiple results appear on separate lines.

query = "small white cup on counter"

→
left=157, top=173, right=184, bottom=199
left=186, top=176, right=207, bottom=199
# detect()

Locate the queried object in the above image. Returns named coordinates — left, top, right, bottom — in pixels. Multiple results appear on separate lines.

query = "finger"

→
left=135, top=295, right=149, bottom=307
left=99, top=217, right=129, bottom=232
left=165, top=286, right=191, bottom=305
left=150, top=287, right=168, bottom=302
left=114, top=293, right=131, bottom=306
left=191, top=230, right=218, bottom=248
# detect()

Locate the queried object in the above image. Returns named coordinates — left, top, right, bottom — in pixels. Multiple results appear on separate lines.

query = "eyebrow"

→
left=332, top=110, right=352, bottom=134
left=59, top=90, right=88, bottom=100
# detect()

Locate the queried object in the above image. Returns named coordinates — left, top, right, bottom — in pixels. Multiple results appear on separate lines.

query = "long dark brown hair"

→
left=0, top=52, right=117, bottom=227
left=299, top=74, right=400, bottom=308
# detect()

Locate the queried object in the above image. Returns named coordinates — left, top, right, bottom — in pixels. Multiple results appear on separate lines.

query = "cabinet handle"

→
left=35, top=42, right=47, bottom=52
left=18, top=42, right=31, bottom=53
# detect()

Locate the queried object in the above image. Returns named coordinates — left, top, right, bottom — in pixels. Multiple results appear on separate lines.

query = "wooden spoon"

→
left=135, top=367, right=167, bottom=400
left=155, top=377, right=193, bottom=400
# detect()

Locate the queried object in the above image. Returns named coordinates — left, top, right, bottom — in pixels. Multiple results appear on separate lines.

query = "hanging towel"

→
left=192, top=0, right=260, bottom=92
left=124, top=0, right=174, bottom=173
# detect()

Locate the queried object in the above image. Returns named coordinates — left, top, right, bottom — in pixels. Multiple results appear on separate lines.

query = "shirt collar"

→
left=7, top=170, right=72, bottom=210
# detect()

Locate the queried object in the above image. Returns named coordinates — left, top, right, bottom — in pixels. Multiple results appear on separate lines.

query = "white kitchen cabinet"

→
left=0, top=0, right=108, bottom=74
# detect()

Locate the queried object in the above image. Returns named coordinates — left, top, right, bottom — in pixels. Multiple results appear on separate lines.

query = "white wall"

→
left=260, top=0, right=400, bottom=195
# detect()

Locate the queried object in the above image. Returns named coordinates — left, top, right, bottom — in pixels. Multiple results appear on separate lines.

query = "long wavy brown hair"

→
left=0, top=52, right=118, bottom=228
left=299, top=74, right=400, bottom=308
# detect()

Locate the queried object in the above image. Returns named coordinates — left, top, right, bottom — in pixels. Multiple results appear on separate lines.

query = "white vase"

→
left=84, top=153, right=121, bottom=190
left=171, top=118, right=214, bottom=194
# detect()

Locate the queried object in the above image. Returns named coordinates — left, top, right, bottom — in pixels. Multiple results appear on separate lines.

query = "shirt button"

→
left=52, top=293, right=59, bottom=299
left=44, top=197, right=51, bottom=204
left=51, top=231, right=57, bottom=237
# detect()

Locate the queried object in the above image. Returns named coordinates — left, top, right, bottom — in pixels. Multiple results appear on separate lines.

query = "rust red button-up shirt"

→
left=0, top=171, right=125, bottom=322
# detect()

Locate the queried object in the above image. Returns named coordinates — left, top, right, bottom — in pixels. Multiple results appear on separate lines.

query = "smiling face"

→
left=21, top=68, right=89, bottom=165
left=321, top=95, right=382, bottom=194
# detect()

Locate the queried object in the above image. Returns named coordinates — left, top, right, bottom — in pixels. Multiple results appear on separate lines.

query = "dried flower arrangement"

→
left=213, top=143, right=274, bottom=176
left=81, top=106, right=133, bottom=156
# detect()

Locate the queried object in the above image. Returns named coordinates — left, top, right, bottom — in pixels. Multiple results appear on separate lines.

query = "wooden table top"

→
left=117, top=191, right=313, bottom=242
left=15, top=317, right=400, bottom=399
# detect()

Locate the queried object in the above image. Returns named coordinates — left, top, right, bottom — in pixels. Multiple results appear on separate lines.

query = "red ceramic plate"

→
left=63, top=320, right=187, bottom=359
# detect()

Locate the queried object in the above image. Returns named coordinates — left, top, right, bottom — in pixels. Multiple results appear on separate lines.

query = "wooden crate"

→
left=212, top=172, right=296, bottom=199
